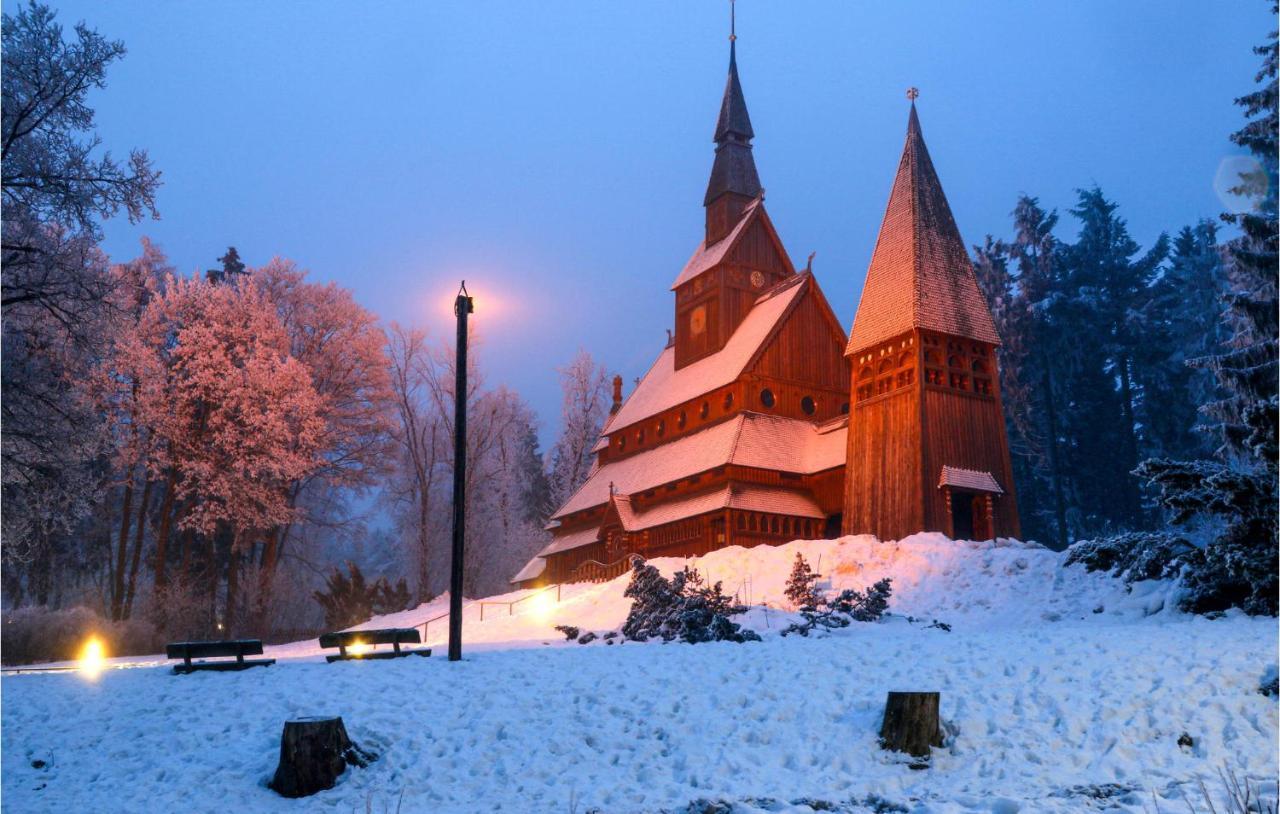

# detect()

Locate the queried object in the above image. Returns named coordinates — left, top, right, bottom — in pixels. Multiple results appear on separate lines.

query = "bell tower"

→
left=672, top=22, right=793, bottom=370
left=843, top=93, right=1020, bottom=542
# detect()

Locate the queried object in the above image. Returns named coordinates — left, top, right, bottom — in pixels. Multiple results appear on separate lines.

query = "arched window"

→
left=898, top=351, right=913, bottom=368
left=948, top=355, right=964, bottom=369
left=759, top=388, right=775, bottom=409
left=879, top=358, right=895, bottom=374
left=924, top=350, right=940, bottom=366
left=801, top=395, right=816, bottom=415
left=972, top=360, right=989, bottom=375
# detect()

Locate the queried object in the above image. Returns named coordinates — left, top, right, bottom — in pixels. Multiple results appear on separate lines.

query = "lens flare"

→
left=79, top=636, right=106, bottom=679
left=1214, top=154, right=1268, bottom=214
left=348, top=639, right=371, bottom=657
left=526, top=590, right=555, bottom=624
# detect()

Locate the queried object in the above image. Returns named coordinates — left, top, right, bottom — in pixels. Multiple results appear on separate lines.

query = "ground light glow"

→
left=78, top=636, right=106, bottom=679
left=525, top=590, right=555, bottom=624
left=347, top=639, right=371, bottom=657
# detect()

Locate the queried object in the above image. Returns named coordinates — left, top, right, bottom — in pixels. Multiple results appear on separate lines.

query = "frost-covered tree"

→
left=1, top=3, right=159, bottom=601
left=1132, top=19, right=1278, bottom=615
left=545, top=350, right=609, bottom=514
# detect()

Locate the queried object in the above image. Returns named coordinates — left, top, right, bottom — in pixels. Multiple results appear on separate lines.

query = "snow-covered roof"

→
left=554, top=411, right=846, bottom=521
left=509, top=557, right=547, bottom=584
left=938, top=466, right=1004, bottom=495
left=535, top=526, right=602, bottom=557
left=670, top=197, right=764, bottom=289
left=847, top=105, right=1000, bottom=353
left=604, top=275, right=806, bottom=434
left=613, top=483, right=826, bottom=533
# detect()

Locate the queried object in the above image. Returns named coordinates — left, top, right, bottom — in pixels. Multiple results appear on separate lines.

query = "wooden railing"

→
left=479, top=583, right=562, bottom=620
left=571, top=555, right=637, bottom=583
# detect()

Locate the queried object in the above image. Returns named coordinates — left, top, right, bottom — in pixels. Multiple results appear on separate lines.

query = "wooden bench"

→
left=318, top=628, right=430, bottom=663
left=166, top=639, right=275, bottom=674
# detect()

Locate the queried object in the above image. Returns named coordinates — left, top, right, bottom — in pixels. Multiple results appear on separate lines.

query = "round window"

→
left=656, top=420, right=665, bottom=438
left=677, top=411, right=687, bottom=429
left=840, top=402, right=850, bottom=415
left=636, top=429, right=645, bottom=445
left=801, top=395, right=816, bottom=415
left=723, top=392, right=734, bottom=411
left=759, top=388, right=775, bottom=409
left=699, top=401, right=710, bottom=419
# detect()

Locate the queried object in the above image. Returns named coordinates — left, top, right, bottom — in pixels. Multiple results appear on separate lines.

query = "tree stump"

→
left=269, top=716, right=373, bottom=798
left=879, top=691, right=943, bottom=764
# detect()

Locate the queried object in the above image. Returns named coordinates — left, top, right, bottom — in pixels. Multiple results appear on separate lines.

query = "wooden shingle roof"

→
left=847, top=104, right=1000, bottom=353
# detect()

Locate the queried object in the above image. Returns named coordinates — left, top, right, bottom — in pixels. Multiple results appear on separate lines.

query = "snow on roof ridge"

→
left=670, top=196, right=764, bottom=290
left=602, top=279, right=806, bottom=434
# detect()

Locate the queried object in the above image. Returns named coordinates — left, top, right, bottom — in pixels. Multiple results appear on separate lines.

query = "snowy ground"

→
left=4, top=535, right=1277, bottom=813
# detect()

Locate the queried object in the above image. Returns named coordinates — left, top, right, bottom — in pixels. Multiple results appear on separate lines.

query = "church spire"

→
left=703, top=13, right=762, bottom=244
left=846, top=92, right=1000, bottom=353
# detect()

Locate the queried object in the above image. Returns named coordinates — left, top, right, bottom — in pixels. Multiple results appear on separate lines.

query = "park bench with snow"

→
left=166, top=639, right=275, bottom=674
left=318, top=628, right=431, bottom=663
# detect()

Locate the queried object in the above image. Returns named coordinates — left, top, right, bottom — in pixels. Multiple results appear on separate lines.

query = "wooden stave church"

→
left=512, top=40, right=1019, bottom=589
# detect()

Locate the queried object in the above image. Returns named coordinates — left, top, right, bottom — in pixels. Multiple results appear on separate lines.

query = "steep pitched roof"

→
left=605, top=273, right=806, bottom=433
left=847, top=104, right=1000, bottom=353
left=938, top=466, right=1004, bottom=495
left=671, top=196, right=766, bottom=289
left=555, top=410, right=846, bottom=521
left=704, top=40, right=762, bottom=206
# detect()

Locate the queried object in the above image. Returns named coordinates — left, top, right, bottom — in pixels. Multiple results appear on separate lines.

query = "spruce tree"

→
left=783, top=552, right=821, bottom=609
left=1130, top=17, right=1278, bottom=615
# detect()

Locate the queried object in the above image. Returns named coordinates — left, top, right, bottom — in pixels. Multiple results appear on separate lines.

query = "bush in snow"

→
left=783, top=552, right=822, bottom=610
left=554, top=624, right=580, bottom=641
left=0, top=606, right=162, bottom=665
left=782, top=578, right=893, bottom=637
left=313, top=562, right=412, bottom=630
left=1065, top=532, right=1198, bottom=583
left=621, top=562, right=760, bottom=644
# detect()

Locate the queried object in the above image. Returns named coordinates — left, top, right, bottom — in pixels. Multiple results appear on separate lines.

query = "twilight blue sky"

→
left=48, top=0, right=1273, bottom=444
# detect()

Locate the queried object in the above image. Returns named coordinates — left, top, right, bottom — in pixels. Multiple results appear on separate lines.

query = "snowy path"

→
left=3, top=536, right=1277, bottom=813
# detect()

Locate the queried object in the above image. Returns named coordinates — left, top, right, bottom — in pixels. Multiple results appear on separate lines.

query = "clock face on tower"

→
left=750, top=271, right=765, bottom=289
left=689, top=305, right=707, bottom=336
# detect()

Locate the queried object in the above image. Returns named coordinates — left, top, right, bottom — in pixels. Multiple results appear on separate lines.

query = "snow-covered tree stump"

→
left=879, top=691, right=943, bottom=762
left=269, top=716, right=372, bottom=798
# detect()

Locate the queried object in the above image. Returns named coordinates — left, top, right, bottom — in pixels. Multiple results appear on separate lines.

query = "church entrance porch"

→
left=943, top=488, right=993, bottom=541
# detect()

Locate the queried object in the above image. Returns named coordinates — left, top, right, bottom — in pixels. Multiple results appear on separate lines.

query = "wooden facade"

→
left=841, top=103, right=1020, bottom=542
left=511, top=58, right=1022, bottom=589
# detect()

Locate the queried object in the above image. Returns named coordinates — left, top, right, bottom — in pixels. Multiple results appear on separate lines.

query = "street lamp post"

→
left=448, top=281, right=473, bottom=662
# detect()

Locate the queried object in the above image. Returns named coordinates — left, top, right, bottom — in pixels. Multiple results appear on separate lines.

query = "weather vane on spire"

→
left=906, top=87, right=920, bottom=102
left=729, top=0, right=736, bottom=42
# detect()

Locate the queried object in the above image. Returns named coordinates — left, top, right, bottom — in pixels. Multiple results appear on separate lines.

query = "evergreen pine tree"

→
left=783, top=552, right=821, bottom=609
left=1128, top=17, right=1278, bottom=615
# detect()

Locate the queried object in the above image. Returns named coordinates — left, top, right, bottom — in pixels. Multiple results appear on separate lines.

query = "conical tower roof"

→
left=847, top=102, right=1000, bottom=353
left=704, top=40, right=762, bottom=206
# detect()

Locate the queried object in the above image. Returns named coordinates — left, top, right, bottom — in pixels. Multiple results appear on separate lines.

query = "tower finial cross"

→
left=906, top=86, right=919, bottom=102
left=729, top=0, right=736, bottom=42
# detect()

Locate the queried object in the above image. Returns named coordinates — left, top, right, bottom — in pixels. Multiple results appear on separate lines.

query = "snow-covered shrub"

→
left=313, top=562, right=412, bottom=630
left=1, top=606, right=162, bottom=665
left=1064, top=532, right=1198, bottom=583
left=621, top=562, right=760, bottom=644
left=782, top=578, right=893, bottom=637
left=783, top=552, right=822, bottom=610
left=554, top=624, right=580, bottom=641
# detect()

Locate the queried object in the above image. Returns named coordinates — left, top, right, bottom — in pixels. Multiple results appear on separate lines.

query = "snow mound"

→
left=344, top=534, right=1182, bottom=653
